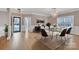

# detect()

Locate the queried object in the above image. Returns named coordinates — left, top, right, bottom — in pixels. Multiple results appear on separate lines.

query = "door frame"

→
left=13, top=17, right=21, bottom=33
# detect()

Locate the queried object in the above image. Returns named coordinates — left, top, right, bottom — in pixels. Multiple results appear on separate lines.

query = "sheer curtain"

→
left=24, top=17, right=31, bottom=32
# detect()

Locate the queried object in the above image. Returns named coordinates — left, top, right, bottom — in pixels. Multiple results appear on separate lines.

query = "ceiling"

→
left=0, top=8, right=79, bottom=16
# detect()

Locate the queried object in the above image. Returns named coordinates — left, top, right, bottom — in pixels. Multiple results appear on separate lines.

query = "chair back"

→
left=60, top=29, right=67, bottom=36
left=40, top=29, right=48, bottom=37
left=66, top=27, right=72, bottom=34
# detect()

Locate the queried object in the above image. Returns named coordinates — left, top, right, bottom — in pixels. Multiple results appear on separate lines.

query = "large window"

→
left=57, top=16, right=74, bottom=27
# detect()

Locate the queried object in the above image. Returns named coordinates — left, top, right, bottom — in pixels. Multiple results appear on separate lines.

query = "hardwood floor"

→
left=0, top=32, right=79, bottom=50
left=0, top=32, right=50, bottom=50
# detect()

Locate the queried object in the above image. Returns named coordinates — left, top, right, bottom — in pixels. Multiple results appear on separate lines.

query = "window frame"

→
left=57, top=16, right=74, bottom=27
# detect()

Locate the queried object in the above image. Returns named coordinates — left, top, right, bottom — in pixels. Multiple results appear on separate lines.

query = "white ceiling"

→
left=0, top=8, right=79, bottom=16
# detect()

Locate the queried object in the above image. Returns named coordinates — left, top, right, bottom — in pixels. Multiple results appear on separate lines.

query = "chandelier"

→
left=51, top=8, right=59, bottom=17
left=16, top=8, right=25, bottom=15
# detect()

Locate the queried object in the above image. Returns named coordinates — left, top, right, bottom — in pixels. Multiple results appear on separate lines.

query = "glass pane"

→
left=13, top=25, right=20, bottom=32
left=57, top=17, right=64, bottom=26
left=57, top=16, right=73, bottom=27
left=65, top=16, right=72, bottom=26
left=14, top=18, right=20, bottom=24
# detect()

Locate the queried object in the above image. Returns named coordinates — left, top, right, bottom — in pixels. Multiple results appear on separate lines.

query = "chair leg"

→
left=67, top=34, right=69, bottom=39
left=41, top=36, right=42, bottom=39
left=56, top=34, right=58, bottom=39
left=40, top=36, right=42, bottom=40
left=52, top=32, right=53, bottom=40
left=64, top=36, right=66, bottom=41
left=51, top=35, right=53, bottom=40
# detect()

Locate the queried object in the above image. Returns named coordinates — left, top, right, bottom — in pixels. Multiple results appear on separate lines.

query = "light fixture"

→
left=51, top=8, right=59, bottom=17
left=16, top=8, right=25, bottom=16
left=17, top=8, right=21, bottom=13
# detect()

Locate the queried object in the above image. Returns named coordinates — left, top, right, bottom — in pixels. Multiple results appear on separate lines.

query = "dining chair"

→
left=66, top=27, right=72, bottom=34
left=34, top=26, right=41, bottom=32
left=40, top=29, right=48, bottom=40
left=53, top=29, right=67, bottom=41
left=66, top=27, right=72, bottom=39
left=59, top=29, right=67, bottom=40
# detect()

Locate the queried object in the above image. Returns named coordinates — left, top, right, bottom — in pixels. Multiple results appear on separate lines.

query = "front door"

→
left=13, top=17, right=21, bottom=32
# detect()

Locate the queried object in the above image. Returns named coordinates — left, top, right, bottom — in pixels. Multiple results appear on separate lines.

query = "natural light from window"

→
left=57, top=16, right=74, bottom=27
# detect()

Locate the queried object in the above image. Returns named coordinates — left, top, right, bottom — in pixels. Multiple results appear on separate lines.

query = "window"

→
left=57, top=16, right=74, bottom=27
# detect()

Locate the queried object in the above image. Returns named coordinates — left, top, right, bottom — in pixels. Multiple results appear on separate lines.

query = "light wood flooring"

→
left=0, top=32, right=79, bottom=50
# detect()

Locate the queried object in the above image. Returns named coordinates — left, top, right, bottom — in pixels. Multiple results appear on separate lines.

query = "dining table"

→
left=45, top=26, right=66, bottom=39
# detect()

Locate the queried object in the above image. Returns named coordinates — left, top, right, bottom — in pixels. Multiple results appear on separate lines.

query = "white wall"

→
left=0, top=12, right=8, bottom=36
left=71, top=26, right=79, bottom=35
